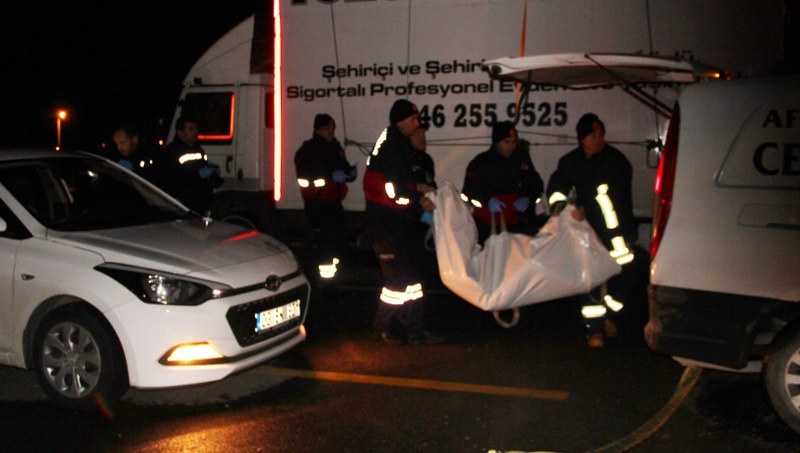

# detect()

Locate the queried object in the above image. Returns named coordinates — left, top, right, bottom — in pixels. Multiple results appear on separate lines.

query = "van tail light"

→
left=651, top=103, right=680, bottom=261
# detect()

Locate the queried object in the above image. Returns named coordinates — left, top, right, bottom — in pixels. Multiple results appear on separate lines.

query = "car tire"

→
left=33, top=307, right=129, bottom=411
left=764, top=323, right=800, bottom=434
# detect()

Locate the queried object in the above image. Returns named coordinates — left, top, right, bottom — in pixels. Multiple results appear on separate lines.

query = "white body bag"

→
left=429, top=181, right=620, bottom=314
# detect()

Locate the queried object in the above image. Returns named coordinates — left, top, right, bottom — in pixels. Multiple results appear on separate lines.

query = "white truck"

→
left=168, top=0, right=785, bottom=241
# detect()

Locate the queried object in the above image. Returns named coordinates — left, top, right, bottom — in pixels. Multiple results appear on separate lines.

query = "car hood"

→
left=47, top=219, right=298, bottom=280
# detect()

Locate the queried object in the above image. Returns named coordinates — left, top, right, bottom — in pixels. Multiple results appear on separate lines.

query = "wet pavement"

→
left=1, top=244, right=798, bottom=452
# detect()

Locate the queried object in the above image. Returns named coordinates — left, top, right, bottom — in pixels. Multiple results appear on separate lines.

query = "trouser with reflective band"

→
left=581, top=284, right=623, bottom=334
left=581, top=245, right=647, bottom=334
left=364, top=212, right=425, bottom=336
left=304, top=199, right=349, bottom=278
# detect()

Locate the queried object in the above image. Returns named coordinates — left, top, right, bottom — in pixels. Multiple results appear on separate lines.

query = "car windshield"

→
left=0, top=155, right=193, bottom=231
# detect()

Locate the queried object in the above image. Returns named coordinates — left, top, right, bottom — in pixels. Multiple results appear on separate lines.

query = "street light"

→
left=56, top=109, right=68, bottom=151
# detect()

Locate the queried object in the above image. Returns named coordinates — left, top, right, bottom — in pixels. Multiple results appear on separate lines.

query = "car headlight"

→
left=96, top=264, right=231, bottom=306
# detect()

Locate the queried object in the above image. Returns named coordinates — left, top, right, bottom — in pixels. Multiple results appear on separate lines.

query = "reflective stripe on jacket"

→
left=364, top=126, right=419, bottom=211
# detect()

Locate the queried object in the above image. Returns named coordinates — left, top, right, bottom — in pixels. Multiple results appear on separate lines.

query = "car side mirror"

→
left=0, top=216, right=7, bottom=233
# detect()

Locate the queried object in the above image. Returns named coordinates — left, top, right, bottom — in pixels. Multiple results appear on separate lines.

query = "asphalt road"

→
left=0, top=248, right=798, bottom=452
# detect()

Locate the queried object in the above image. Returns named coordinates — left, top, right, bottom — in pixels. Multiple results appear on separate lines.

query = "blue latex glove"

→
left=199, top=166, right=218, bottom=179
left=514, top=196, right=531, bottom=212
left=332, top=170, right=347, bottom=183
left=117, top=159, right=133, bottom=171
left=488, top=198, right=506, bottom=214
left=420, top=211, right=433, bottom=226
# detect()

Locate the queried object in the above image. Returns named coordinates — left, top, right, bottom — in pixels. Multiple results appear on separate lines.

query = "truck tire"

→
left=764, top=323, right=800, bottom=434
left=33, top=307, right=129, bottom=411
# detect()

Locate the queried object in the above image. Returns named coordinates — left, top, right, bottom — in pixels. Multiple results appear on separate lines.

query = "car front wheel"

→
left=33, top=307, right=129, bottom=411
left=765, top=324, right=800, bottom=434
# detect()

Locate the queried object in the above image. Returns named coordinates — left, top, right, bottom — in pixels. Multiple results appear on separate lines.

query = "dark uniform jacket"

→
left=108, top=147, right=153, bottom=180
left=547, top=144, right=636, bottom=249
left=462, top=141, right=544, bottom=225
left=156, top=138, right=221, bottom=213
left=363, top=125, right=422, bottom=221
left=294, top=134, right=352, bottom=202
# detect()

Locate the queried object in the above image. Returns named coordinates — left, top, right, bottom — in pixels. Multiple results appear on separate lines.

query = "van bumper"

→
left=644, top=285, right=784, bottom=369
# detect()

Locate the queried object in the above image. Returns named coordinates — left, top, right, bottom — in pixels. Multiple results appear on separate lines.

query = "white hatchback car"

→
left=0, top=149, right=310, bottom=410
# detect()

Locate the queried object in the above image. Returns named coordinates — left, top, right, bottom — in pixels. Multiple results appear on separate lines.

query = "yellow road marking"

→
left=591, top=366, right=703, bottom=452
left=258, top=366, right=569, bottom=401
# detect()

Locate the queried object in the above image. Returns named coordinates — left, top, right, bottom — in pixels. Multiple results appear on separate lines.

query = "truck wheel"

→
left=764, top=324, right=800, bottom=434
left=33, top=308, right=129, bottom=411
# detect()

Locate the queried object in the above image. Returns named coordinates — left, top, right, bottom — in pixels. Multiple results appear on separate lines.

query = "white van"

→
left=483, top=55, right=800, bottom=433
left=645, top=75, right=800, bottom=433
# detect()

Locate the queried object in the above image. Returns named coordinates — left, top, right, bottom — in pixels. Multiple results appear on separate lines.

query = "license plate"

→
left=254, top=299, right=301, bottom=333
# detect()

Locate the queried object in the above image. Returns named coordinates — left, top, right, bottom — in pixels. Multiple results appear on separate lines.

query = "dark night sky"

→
left=1, top=1, right=261, bottom=151
left=2, top=1, right=797, bottom=153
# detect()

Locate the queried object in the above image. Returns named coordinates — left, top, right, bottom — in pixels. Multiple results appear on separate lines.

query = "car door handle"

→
left=21, top=274, right=35, bottom=280
left=226, top=156, right=233, bottom=173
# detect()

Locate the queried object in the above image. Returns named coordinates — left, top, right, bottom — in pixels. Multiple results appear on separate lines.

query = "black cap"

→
left=492, top=121, right=517, bottom=144
left=389, top=99, right=418, bottom=124
left=314, top=113, right=334, bottom=131
left=576, top=113, right=604, bottom=142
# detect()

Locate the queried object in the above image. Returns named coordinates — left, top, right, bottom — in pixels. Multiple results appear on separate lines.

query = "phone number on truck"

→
left=419, top=102, right=569, bottom=129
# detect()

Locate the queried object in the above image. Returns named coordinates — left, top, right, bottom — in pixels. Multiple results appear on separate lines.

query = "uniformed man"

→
left=157, top=115, right=222, bottom=213
left=363, top=99, right=444, bottom=345
left=547, top=112, right=642, bottom=348
left=294, top=113, right=356, bottom=280
left=110, top=125, right=154, bottom=178
left=462, top=121, right=545, bottom=243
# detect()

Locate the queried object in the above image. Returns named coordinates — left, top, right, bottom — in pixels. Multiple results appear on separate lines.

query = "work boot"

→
left=587, top=333, right=605, bottom=348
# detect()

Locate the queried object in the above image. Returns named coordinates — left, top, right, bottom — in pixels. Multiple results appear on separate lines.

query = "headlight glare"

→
left=96, top=264, right=229, bottom=306
left=144, top=274, right=203, bottom=305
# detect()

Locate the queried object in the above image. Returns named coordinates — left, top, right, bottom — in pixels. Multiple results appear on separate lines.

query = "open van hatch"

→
left=482, top=53, right=706, bottom=118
